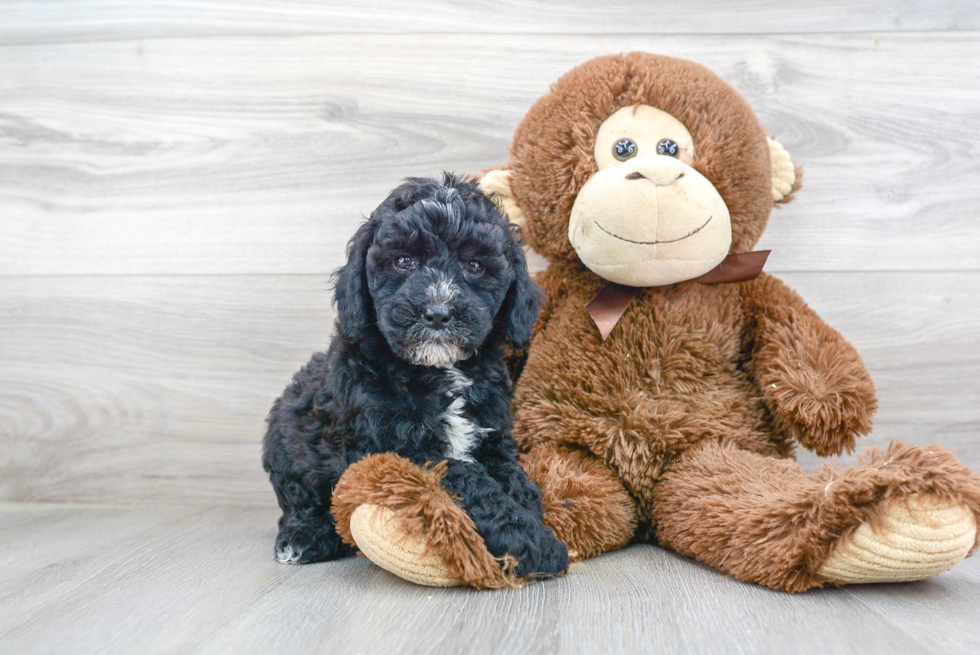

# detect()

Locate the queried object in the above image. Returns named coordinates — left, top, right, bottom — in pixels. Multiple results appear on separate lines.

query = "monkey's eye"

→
left=613, top=138, right=638, bottom=161
left=394, top=256, right=417, bottom=272
left=657, top=139, right=680, bottom=157
left=464, top=260, right=484, bottom=277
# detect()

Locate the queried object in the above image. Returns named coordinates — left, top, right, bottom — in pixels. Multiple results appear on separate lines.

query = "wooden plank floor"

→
left=1, top=502, right=978, bottom=655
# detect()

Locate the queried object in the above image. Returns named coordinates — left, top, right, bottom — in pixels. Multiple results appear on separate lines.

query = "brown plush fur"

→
left=519, top=443, right=638, bottom=560
left=653, top=441, right=980, bottom=592
left=332, top=453, right=521, bottom=589
left=504, top=52, right=980, bottom=591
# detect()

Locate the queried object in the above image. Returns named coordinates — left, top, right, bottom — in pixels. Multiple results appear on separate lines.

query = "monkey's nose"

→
left=625, top=159, right=687, bottom=186
left=423, top=305, right=454, bottom=330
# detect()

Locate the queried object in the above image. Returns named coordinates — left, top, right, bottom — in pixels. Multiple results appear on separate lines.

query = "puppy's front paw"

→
left=535, top=531, right=571, bottom=577
left=520, top=531, right=569, bottom=579
left=275, top=529, right=309, bottom=564
left=274, top=522, right=348, bottom=564
left=506, top=526, right=570, bottom=579
left=276, top=543, right=303, bottom=565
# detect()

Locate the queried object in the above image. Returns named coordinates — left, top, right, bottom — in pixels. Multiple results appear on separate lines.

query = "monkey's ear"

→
left=768, top=138, right=800, bottom=204
left=478, top=169, right=528, bottom=229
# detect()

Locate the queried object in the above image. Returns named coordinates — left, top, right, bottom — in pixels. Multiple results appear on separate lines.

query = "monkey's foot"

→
left=349, top=504, right=463, bottom=586
left=331, top=453, right=521, bottom=589
left=818, top=494, right=977, bottom=584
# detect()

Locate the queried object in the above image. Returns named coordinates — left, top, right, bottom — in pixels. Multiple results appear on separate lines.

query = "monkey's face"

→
left=567, top=105, right=732, bottom=287
left=481, top=53, right=795, bottom=276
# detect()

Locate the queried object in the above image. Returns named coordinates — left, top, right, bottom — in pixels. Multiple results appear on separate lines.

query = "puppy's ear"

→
left=498, top=228, right=540, bottom=350
left=333, top=219, right=377, bottom=341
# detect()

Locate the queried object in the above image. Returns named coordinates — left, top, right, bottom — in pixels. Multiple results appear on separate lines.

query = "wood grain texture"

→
left=1, top=33, right=979, bottom=275
left=1, top=1, right=977, bottom=45
left=1, top=272, right=976, bottom=505
left=1, top=502, right=976, bottom=655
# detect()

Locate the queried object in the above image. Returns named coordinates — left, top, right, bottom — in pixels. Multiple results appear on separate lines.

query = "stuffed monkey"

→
left=332, top=53, right=980, bottom=592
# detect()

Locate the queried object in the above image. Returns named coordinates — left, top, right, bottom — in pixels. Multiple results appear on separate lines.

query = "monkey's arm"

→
left=742, top=274, right=877, bottom=456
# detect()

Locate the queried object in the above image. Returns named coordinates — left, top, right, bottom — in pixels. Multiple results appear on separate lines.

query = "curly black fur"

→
left=262, top=174, right=569, bottom=579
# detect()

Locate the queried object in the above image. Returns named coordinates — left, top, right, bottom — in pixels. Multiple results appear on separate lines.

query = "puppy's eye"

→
left=613, top=138, right=638, bottom=161
left=464, top=260, right=484, bottom=276
left=394, top=256, right=416, bottom=272
left=657, top=138, right=680, bottom=157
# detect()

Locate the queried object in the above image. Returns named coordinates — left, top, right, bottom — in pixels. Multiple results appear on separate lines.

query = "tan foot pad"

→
left=349, top=504, right=463, bottom=587
left=819, top=494, right=977, bottom=584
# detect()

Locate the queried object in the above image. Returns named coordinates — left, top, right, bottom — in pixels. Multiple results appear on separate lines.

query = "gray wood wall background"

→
left=1, top=1, right=978, bottom=507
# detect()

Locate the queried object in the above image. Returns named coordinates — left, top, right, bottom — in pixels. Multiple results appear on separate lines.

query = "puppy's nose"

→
left=423, top=305, right=454, bottom=330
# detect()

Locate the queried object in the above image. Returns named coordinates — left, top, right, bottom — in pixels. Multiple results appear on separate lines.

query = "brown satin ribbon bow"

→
left=586, top=250, right=771, bottom=340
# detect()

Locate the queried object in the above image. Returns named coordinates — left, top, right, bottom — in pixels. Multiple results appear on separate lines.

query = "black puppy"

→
left=262, top=173, right=569, bottom=579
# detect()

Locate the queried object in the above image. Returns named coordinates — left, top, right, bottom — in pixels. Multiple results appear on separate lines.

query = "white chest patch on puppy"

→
left=440, top=368, right=490, bottom=462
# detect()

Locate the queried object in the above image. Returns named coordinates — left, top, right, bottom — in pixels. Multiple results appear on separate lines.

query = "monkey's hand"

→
left=744, top=275, right=877, bottom=456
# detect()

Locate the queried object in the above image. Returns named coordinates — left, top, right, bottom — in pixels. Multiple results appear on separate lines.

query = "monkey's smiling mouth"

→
left=595, top=215, right=713, bottom=245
